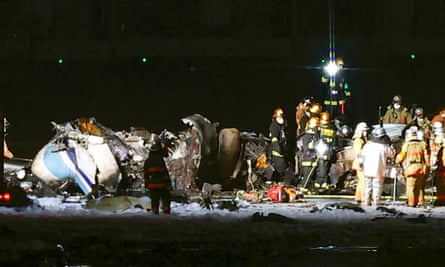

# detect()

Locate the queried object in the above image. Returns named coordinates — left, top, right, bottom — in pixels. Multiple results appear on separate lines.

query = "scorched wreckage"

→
left=7, top=114, right=276, bottom=200
left=3, top=113, right=407, bottom=207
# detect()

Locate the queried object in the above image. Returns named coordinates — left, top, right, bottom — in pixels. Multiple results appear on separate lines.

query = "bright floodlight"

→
left=324, top=61, right=339, bottom=77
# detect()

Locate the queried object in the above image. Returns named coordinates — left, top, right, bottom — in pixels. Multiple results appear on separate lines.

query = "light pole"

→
left=321, top=0, right=345, bottom=118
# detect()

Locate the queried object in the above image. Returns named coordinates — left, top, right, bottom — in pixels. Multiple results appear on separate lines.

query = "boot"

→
left=162, top=206, right=171, bottom=214
left=151, top=207, right=159, bottom=215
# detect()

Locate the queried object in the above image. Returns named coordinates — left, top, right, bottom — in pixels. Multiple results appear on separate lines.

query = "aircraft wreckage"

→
left=25, top=114, right=274, bottom=199
left=4, top=114, right=409, bottom=206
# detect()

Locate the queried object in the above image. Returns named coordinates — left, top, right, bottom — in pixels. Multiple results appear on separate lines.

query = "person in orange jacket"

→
left=396, top=126, right=430, bottom=207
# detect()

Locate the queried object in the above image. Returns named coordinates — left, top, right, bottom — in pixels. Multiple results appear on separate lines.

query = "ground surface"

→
left=1, top=195, right=445, bottom=267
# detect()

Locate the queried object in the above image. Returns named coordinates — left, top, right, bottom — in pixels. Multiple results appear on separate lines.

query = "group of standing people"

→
left=349, top=94, right=445, bottom=207
left=268, top=94, right=445, bottom=207
left=143, top=92, right=445, bottom=214
left=267, top=97, right=340, bottom=194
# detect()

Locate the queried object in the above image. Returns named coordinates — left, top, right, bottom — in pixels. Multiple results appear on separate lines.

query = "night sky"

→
left=1, top=1, right=445, bottom=158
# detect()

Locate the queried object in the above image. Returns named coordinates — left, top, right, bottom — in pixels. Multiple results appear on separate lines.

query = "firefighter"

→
left=382, top=95, right=412, bottom=124
left=267, top=107, right=289, bottom=183
left=412, top=107, right=431, bottom=138
left=297, top=117, right=320, bottom=193
left=144, top=136, right=171, bottom=215
left=299, top=102, right=322, bottom=135
left=360, top=127, right=394, bottom=206
left=351, top=122, right=369, bottom=203
left=296, top=97, right=313, bottom=136
left=430, top=123, right=445, bottom=205
left=315, top=111, right=336, bottom=190
left=430, top=122, right=445, bottom=168
left=295, top=97, right=314, bottom=178
left=396, top=126, right=430, bottom=207
left=432, top=109, right=445, bottom=124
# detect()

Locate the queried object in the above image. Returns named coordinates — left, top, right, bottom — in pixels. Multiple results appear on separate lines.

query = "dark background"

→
left=1, top=0, right=445, bottom=158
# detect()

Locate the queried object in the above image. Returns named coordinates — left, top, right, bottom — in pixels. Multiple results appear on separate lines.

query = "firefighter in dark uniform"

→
left=315, top=111, right=337, bottom=190
left=296, top=97, right=313, bottom=136
left=267, top=107, right=290, bottom=183
left=295, top=99, right=317, bottom=178
left=298, top=102, right=322, bottom=135
left=144, top=137, right=171, bottom=214
left=297, top=117, right=320, bottom=192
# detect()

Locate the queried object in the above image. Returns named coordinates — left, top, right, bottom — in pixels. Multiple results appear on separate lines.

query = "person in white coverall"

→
left=360, top=127, right=394, bottom=206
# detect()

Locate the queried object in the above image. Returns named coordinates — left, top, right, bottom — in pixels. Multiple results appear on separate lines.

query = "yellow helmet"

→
left=309, top=103, right=322, bottom=115
left=272, top=107, right=284, bottom=119
left=320, top=112, right=331, bottom=125
left=307, top=117, right=320, bottom=129
left=336, top=57, right=344, bottom=66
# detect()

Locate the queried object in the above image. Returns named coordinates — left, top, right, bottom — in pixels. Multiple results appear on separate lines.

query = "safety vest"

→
left=299, top=131, right=318, bottom=166
left=320, top=126, right=335, bottom=145
left=269, top=121, right=287, bottom=158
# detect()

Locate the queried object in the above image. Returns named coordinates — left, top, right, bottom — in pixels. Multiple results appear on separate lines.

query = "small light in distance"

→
left=57, top=58, right=64, bottom=64
left=410, top=53, right=416, bottom=60
left=141, top=57, right=148, bottom=63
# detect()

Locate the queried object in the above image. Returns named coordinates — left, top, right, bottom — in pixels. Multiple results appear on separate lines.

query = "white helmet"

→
left=433, top=121, right=444, bottom=135
left=356, top=122, right=369, bottom=131
left=405, top=126, right=418, bottom=141
left=354, top=122, right=369, bottom=136
left=435, top=127, right=445, bottom=137
left=372, top=127, right=387, bottom=138
left=433, top=121, right=443, bottom=130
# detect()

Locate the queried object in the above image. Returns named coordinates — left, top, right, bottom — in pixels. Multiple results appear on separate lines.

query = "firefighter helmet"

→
left=392, top=95, right=402, bottom=104
left=355, top=122, right=369, bottom=132
left=301, top=96, right=313, bottom=107
left=309, top=103, right=322, bottom=115
left=272, top=107, right=284, bottom=119
left=433, top=121, right=444, bottom=134
left=414, top=107, right=424, bottom=118
left=336, top=57, right=344, bottom=67
left=149, top=135, right=163, bottom=152
left=354, top=122, right=369, bottom=136
left=434, top=126, right=444, bottom=136
left=320, top=112, right=331, bottom=125
left=405, top=126, right=418, bottom=141
left=372, top=127, right=386, bottom=138
left=307, top=117, right=320, bottom=129
left=433, top=121, right=443, bottom=129
left=339, top=125, right=352, bottom=137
